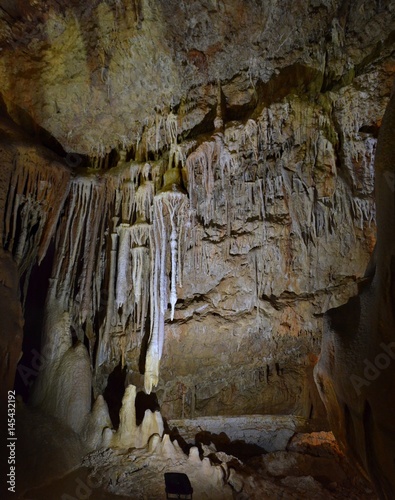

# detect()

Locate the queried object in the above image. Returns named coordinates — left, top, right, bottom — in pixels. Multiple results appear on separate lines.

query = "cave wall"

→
left=1, top=72, right=392, bottom=425
left=314, top=79, right=395, bottom=499
left=0, top=0, right=395, bottom=455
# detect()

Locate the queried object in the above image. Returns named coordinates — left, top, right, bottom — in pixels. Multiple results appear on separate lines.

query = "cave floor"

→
left=21, top=431, right=376, bottom=500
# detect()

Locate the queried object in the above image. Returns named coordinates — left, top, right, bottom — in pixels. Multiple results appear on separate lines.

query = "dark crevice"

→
left=135, top=391, right=160, bottom=426
left=359, top=124, right=380, bottom=138
left=362, top=400, right=393, bottom=498
left=331, top=110, right=357, bottom=192
left=326, top=295, right=360, bottom=348
left=344, top=403, right=357, bottom=455
left=194, top=430, right=266, bottom=460
left=183, top=104, right=217, bottom=141
left=15, top=240, right=55, bottom=402
left=103, top=361, right=127, bottom=430
left=138, top=308, right=151, bottom=375
left=252, top=63, right=324, bottom=119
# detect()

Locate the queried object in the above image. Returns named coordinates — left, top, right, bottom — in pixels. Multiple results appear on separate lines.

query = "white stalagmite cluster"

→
left=107, top=384, right=164, bottom=449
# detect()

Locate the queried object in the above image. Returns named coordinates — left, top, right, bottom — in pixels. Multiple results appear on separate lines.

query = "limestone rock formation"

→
left=314, top=80, right=395, bottom=498
left=23, top=423, right=375, bottom=499
left=0, top=0, right=395, bottom=497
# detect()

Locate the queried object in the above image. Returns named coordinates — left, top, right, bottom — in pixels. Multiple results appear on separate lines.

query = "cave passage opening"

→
left=15, top=241, right=55, bottom=402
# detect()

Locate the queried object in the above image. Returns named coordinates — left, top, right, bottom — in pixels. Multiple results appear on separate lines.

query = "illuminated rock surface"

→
left=0, top=1, right=395, bottom=498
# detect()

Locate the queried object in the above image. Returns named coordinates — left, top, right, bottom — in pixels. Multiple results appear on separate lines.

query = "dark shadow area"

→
left=326, top=295, right=361, bottom=348
left=252, top=63, right=323, bottom=117
left=164, top=472, right=193, bottom=499
left=15, top=241, right=55, bottom=402
left=103, top=361, right=127, bottom=430
left=363, top=400, right=392, bottom=498
left=195, top=430, right=266, bottom=461
left=138, top=312, right=151, bottom=374
left=22, top=467, right=131, bottom=500
left=0, top=95, right=90, bottom=169
left=135, top=391, right=160, bottom=425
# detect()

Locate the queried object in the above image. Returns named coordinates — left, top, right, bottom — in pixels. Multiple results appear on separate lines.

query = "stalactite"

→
left=79, top=181, right=107, bottom=324
left=352, top=198, right=376, bottom=229
left=19, top=85, right=377, bottom=412
left=145, top=119, right=156, bottom=160
left=242, top=119, right=259, bottom=160
left=166, top=112, right=178, bottom=146
left=186, top=141, right=216, bottom=224
left=3, top=152, right=70, bottom=272
left=120, top=178, right=136, bottom=223
left=215, top=133, right=231, bottom=175
left=14, top=200, right=38, bottom=267
left=145, top=188, right=189, bottom=394
left=116, top=223, right=132, bottom=310
left=130, top=221, right=151, bottom=343
left=146, top=201, right=165, bottom=394
left=60, top=180, right=92, bottom=301
left=97, top=222, right=119, bottom=368
left=50, top=176, right=107, bottom=330
left=135, top=163, right=154, bottom=222
left=155, top=112, right=164, bottom=154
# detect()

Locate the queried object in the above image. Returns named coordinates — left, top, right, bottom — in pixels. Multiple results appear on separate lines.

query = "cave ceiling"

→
left=0, top=0, right=394, bottom=157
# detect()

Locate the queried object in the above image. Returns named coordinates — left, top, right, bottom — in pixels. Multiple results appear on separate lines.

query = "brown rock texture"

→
left=23, top=428, right=375, bottom=499
left=0, top=249, right=23, bottom=407
left=314, top=79, right=395, bottom=498
left=0, top=0, right=395, bottom=496
left=1, top=0, right=394, bottom=417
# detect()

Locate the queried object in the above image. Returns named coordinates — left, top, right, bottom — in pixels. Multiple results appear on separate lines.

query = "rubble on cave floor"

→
left=22, top=427, right=375, bottom=500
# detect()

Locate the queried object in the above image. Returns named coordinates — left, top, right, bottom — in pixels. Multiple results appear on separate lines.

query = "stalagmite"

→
left=2, top=6, right=393, bottom=497
left=135, top=409, right=164, bottom=448
left=31, top=312, right=92, bottom=435
left=110, top=384, right=164, bottom=449
left=83, top=395, right=113, bottom=451
left=112, top=385, right=137, bottom=448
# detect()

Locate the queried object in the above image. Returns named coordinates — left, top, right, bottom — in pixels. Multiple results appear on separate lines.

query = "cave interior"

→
left=1, top=1, right=395, bottom=499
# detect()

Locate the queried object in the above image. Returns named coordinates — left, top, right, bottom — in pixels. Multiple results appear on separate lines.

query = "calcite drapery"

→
left=6, top=88, right=379, bottom=415
left=2, top=77, right=384, bottom=419
left=145, top=185, right=189, bottom=394
left=20, top=143, right=189, bottom=399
